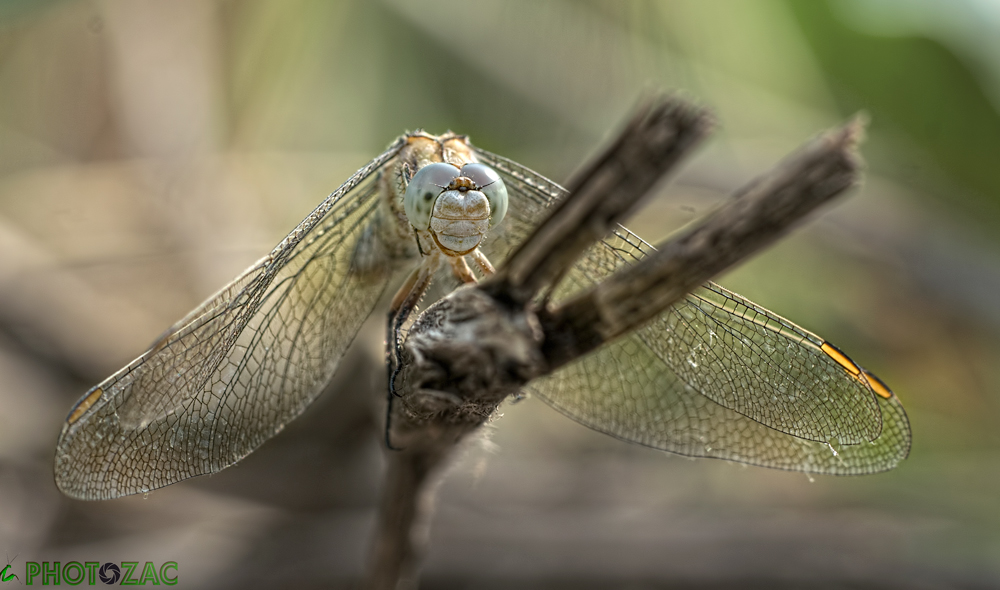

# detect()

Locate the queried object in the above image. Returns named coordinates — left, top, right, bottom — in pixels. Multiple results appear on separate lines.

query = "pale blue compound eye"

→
left=460, top=163, right=507, bottom=228
left=404, top=162, right=460, bottom=230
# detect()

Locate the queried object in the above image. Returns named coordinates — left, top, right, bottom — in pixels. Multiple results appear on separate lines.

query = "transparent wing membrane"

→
left=55, top=136, right=910, bottom=502
left=475, top=147, right=910, bottom=475
left=54, top=140, right=405, bottom=500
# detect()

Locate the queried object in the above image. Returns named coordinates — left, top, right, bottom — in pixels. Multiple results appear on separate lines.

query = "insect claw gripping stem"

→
left=384, top=254, right=439, bottom=450
left=384, top=309, right=404, bottom=452
left=385, top=302, right=418, bottom=451
left=386, top=306, right=408, bottom=400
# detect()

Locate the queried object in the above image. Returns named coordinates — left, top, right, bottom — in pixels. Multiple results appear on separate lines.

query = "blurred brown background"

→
left=1, top=1, right=999, bottom=588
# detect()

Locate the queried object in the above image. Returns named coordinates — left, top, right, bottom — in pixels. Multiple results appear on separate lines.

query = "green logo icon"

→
left=1, top=554, right=19, bottom=584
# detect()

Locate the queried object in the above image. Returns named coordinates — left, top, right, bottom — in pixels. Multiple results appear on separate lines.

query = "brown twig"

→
left=364, top=96, right=865, bottom=589
left=540, top=117, right=865, bottom=368
left=486, top=96, right=714, bottom=306
left=364, top=95, right=710, bottom=589
left=364, top=449, right=442, bottom=590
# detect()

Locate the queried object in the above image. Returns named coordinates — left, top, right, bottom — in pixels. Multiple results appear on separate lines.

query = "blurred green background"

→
left=0, top=1, right=998, bottom=588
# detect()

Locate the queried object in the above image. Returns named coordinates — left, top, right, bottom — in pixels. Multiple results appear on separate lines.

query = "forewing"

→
left=474, top=147, right=911, bottom=474
left=54, top=139, right=405, bottom=500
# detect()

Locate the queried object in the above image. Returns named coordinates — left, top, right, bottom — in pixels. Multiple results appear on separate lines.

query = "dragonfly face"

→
left=403, top=161, right=507, bottom=256
left=53, top=130, right=910, bottom=501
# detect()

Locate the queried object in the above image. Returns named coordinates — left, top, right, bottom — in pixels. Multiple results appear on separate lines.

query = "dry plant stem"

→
left=364, top=289, right=542, bottom=590
left=365, top=97, right=865, bottom=589
left=365, top=448, right=444, bottom=590
left=365, top=95, right=710, bottom=590
left=540, top=118, right=865, bottom=368
left=486, top=96, right=713, bottom=306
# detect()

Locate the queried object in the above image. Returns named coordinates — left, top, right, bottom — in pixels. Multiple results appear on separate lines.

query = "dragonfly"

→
left=54, top=131, right=911, bottom=501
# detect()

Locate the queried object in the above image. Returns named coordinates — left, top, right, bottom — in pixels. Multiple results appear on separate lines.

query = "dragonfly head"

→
left=403, top=162, right=508, bottom=255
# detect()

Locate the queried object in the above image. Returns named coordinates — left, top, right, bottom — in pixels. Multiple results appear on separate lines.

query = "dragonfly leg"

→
left=448, top=254, right=477, bottom=284
left=387, top=251, right=441, bottom=395
left=471, top=248, right=496, bottom=276
left=385, top=251, right=441, bottom=450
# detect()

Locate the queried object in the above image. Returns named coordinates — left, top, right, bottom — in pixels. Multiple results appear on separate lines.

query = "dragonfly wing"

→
left=474, top=146, right=911, bottom=474
left=54, top=139, right=405, bottom=500
left=533, top=307, right=911, bottom=474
